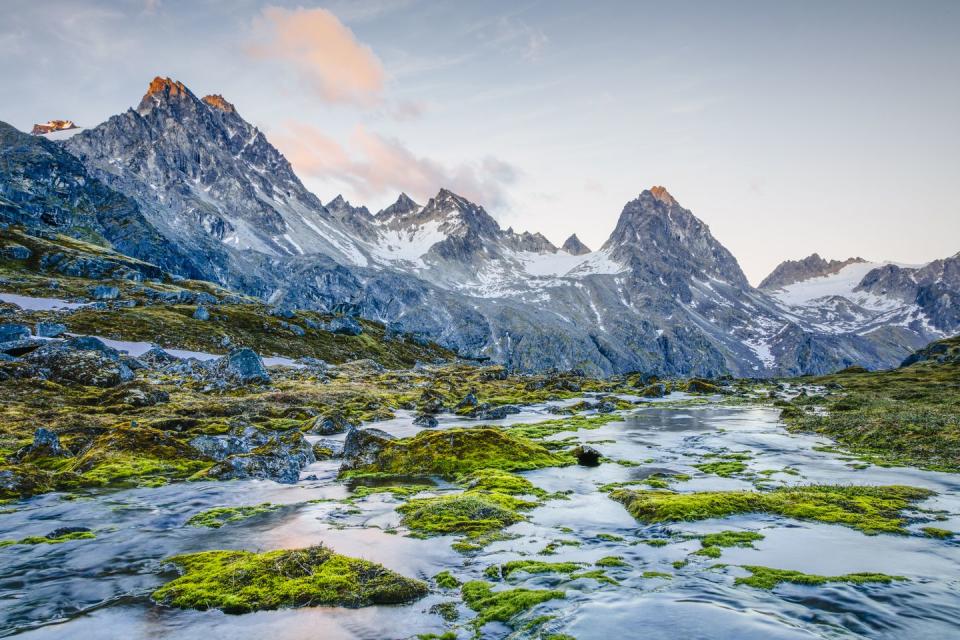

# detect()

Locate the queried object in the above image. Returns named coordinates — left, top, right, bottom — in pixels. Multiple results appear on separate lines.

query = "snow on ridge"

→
left=770, top=261, right=899, bottom=310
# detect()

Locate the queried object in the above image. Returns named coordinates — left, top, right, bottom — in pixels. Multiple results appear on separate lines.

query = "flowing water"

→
left=2, top=396, right=959, bottom=639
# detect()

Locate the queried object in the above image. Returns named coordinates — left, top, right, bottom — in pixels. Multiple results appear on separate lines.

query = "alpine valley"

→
left=3, top=77, right=958, bottom=377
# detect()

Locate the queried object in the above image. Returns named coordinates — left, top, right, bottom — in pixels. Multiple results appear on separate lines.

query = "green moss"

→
left=342, top=428, right=570, bottom=479
left=596, top=533, right=624, bottom=542
left=434, top=570, right=462, bottom=589
left=398, top=490, right=529, bottom=537
left=735, top=565, right=906, bottom=590
left=694, top=461, right=748, bottom=477
left=461, top=580, right=564, bottom=629
left=594, top=555, right=628, bottom=567
left=642, top=571, right=673, bottom=579
left=457, top=468, right=545, bottom=497
left=921, top=526, right=954, bottom=538
left=152, top=545, right=428, bottom=613
left=506, top=414, right=622, bottom=440
left=485, top=560, right=583, bottom=580
left=611, top=484, right=934, bottom=535
left=540, top=539, right=581, bottom=555
left=570, top=569, right=618, bottom=585
left=0, top=530, right=95, bottom=547
left=699, top=530, right=764, bottom=554
left=186, top=504, right=278, bottom=529
left=417, top=633, right=457, bottom=640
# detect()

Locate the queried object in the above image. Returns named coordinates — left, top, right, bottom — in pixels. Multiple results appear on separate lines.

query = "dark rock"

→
left=304, top=411, right=352, bottom=435
left=639, top=383, right=667, bottom=398
left=1, top=243, right=31, bottom=260
left=193, top=306, right=210, bottom=321
left=92, top=285, right=120, bottom=300
left=341, top=427, right=396, bottom=470
left=0, top=323, right=30, bottom=343
left=205, top=431, right=315, bottom=483
left=139, top=346, right=180, bottom=367
left=23, top=341, right=133, bottom=387
left=64, top=336, right=121, bottom=359
left=0, top=337, right=45, bottom=357
left=17, top=427, right=72, bottom=461
left=412, top=413, right=439, bottom=428
left=214, top=348, right=271, bottom=385
left=35, top=322, right=67, bottom=338
left=189, top=434, right=247, bottom=461
left=572, top=445, right=601, bottom=467
left=46, top=526, right=91, bottom=539
left=470, top=404, right=521, bottom=420
left=328, top=316, right=362, bottom=336
left=455, top=391, right=479, bottom=411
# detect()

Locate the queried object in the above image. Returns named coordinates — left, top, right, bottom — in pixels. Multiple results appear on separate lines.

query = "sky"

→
left=2, top=0, right=958, bottom=283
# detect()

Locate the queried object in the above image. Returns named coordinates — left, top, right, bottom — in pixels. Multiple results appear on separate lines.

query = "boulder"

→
left=328, top=316, right=362, bottom=336
left=193, top=306, right=210, bottom=321
left=639, top=383, right=667, bottom=398
left=17, top=427, right=72, bottom=461
left=1, top=243, right=31, bottom=260
left=91, top=285, right=120, bottom=300
left=0, top=337, right=44, bottom=357
left=0, top=323, right=30, bottom=343
left=455, top=391, right=479, bottom=411
left=341, top=427, right=396, bottom=470
left=303, top=411, right=353, bottom=435
left=213, top=348, right=271, bottom=385
left=412, top=413, right=439, bottom=428
left=204, top=431, right=316, bottom=484
left=35, top=322, right=67, bottom=338
left=23, top=341, right=133, bottom=387
left=470, top=404, right=521, bottom=420
left=139, top=346, right=180, bottom=367
left=571, top=445, right=601, bottom=467
left=189, top=434, right=248, bottom=461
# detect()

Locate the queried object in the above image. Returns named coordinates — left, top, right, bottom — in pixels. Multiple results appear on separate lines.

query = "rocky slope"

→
left=760, top=254, right=866, bottom=290
left=4, top=76, right=957, bottom=377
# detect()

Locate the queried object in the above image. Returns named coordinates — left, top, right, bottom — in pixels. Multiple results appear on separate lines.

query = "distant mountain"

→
left=760, top=254, right=865, bottom=290
left=5, top=76, right=957, bottom=377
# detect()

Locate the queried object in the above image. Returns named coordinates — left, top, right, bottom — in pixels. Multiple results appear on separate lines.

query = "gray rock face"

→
left=17, top=427, right=72, bottom=460
left=2, top=243, right=31, bottom=260
left=35, top=322, right=66, bottom=338
left=21, top=339, right=133, bottom=387
left=214, top=348, right=271, bottom=385
left=204, top=431, right=315, bottom=483
left=340, top=427, right=396, bottom=471
left=0, top=323, right=30, bottom=343
left=327, top=316, right=362, bottom=336
left=193, top=306, right=210, bottom=321
left=303, top=412, right=352, bottom=435
left=759, top=254, right=865, bottom=290
left=561, top=234, right=590, bottom=255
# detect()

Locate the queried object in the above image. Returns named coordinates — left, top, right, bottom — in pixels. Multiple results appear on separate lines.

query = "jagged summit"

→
left=759, top=254, right=867, bottom=290
left=138, top=77, right=195, bottom=113
left=649, top=185, right=677, bottom=206
left=202, top=94, right=236, bottom=114
left=377, top=193, right=421, bottom=222
left=561, top=233, right=590, bottom=255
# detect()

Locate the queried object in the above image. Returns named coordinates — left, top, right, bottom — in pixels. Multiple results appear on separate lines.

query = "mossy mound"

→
left=461, top=580, right=564, bottom=629
left=152, top=545, right=428, bottom=613
left=685, top=379, right=723, bottom=394
left=735, top=565, right=906, bottom=590
left=185, top=503, right=278, bottom=528
left=343, top=427, right=570, bottom=478
left=63, top=425, right=210, bottom=488
left=484, top=560, right=583, bottom=580
left=456, top=468, right=545, bottom=497
left=398, top=490, right=529, bottom=536
left=611, top=484, right=934, bottom=535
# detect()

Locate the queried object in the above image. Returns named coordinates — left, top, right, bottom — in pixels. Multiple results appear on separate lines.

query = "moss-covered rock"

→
left=152, top=545, right=428, bottom=613
left=341, top=427, right=570, bottom=478
left=398, top=491, right=529, bottom=537
left=185, top=503, right=279, bottom=528
left=611, top=484, right=934, bottom=535
left=461, top=580, right=564, bottom=630
left=735, top=565, right=905, bottom=590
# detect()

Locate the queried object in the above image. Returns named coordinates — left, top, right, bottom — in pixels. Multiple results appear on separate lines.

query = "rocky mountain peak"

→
left=759, top=254, right=867, bottom=290
left=326, top=194, right=371, bottom=218
left=561, top=233, right=590, bottom=255
left=202, top=94, right=236, bottom=114
left=649, top=185, right=677, bottom=206
left=138, top=77, right=196, bottom=114
left=603, top=188, right=749, bottom=287
left=377, top=193, right=421, bottom=223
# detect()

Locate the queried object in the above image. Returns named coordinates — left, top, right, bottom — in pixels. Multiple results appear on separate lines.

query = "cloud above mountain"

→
left=272, top=122, right=518, bottom=209
left=248, top=6, right=385, bottom=106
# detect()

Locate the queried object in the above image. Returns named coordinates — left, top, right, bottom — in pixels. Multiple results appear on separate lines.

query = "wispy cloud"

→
left=248, top=6, right=386, bottom=106
left=271, top=122, right=518, bottom=209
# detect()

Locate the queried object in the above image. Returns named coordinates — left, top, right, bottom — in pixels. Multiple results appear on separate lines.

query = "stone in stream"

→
left=572, top=445, right=602, bottom=467
left=204, top=431, right=315, bottom=484
left=412, top=413, right=439, bottom=428
left=341, top=427, right=396, bottom=470
left=46, top=526, right=91, bottom=539
left=303, top=411, right=353, bottom=435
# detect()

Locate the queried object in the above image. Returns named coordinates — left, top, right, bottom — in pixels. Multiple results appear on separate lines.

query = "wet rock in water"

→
left=204, top=431, right=315, bottom=484
left=0, top=465, right=54, bottom=499
left=193, top=306, right=210, bottom=321
left=327, top=316, right=362, bottom=336
left=639, top=383, right=667, bottom=398
left=313, top=438, right=345, bottom=459
left=412, top=413, right=439, bottom=428
left=685, top=378, right=723, bottom=394
left=17, top=427, right=72, bottom=461
left=46, top=526, right=91, bottom=539
left=470, top=404, right=521, bottom=420
left=189, top=435, right=247, bottom=462
left=214, top=348, right=271, bottom=385
left=91, top=285, right=120, bottom=300
left=35, top=322, right=67, bottom=338
left=0, top=323, right=30, bottom=343
left=23, top=340, right=133, bottom=387
left=303, top=411, right=352, bottom=435
left=456, top=391, right=479, bottom=411
left=572, top=445, right=601, bottom=467
left=545, top=405, right=574, bottom=415
left=341, top=427, right=397, bottom=470
left=595, top=400, right=617, bottom=414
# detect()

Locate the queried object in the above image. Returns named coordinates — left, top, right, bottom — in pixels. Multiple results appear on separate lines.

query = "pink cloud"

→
left=271, top=122, right=517, bottom=209
left=249, top=6, right=385, bottom=106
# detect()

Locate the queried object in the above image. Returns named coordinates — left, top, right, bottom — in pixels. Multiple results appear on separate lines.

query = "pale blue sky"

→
left=2, top=0, right=958, bottom=282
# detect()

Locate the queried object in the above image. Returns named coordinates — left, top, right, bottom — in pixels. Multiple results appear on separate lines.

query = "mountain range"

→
left=3, top=76, right=957, bottom=376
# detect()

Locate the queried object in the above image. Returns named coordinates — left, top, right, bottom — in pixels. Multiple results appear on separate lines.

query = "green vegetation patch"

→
left=485, top=560, right=583, bottom=580
left=611, top=484, right=934, bottom=535
left=343, top=427, right=571, bottom=478
left=461, top=580, right=564, bottom=629
left=152, top=545, right=428, bottom=613
left=0, top=530, right=95, bottom=547
left=506, top=413, right=622, bottom=440
left=695, top=461, right=748, bottom=477
left=186, top=503, right=279, bottom=529
left=735, top=565, right=906, bottom=590
left=433, top=570, right=462, bottom=589
left=397, top=490, right=530, bottom=537
left=595, top=555, right=628, bottom=567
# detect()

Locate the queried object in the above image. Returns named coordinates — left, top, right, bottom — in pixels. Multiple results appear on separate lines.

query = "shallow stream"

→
left=2, top=397, right=959, bottom=639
